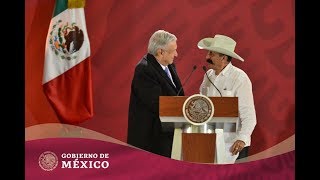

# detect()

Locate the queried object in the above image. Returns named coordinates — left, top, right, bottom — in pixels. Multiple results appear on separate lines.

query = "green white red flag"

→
left=42, top=0, right=93, bottom=124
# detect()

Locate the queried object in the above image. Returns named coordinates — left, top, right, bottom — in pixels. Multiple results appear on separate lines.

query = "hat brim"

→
left=197, top=38, right=244, bottom=61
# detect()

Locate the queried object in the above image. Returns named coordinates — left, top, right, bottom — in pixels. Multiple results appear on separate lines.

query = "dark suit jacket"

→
left=127, top=53, right=184, bottom=157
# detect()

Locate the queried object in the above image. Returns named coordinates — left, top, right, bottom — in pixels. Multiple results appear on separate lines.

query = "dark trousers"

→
left=237, top=146, right=249, bottom=160
left=152, top=131, right=174, bottom=158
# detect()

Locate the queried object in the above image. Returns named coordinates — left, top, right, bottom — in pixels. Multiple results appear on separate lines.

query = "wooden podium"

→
left=159, top=96, right=238, bottom=164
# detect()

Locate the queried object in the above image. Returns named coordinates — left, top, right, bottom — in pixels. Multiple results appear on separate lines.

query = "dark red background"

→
left=25, top=0, right=295, bottom=155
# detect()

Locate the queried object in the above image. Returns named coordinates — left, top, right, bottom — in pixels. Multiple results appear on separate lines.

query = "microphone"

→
left=202, top=66, right=222, bottom=97
left=176, top=65, right=197, bottom=96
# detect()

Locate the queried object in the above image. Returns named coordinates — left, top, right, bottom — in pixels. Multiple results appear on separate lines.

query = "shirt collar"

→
left=159, top=63, right=167, bottom=70
left=220, top=62, right=233, bottom=76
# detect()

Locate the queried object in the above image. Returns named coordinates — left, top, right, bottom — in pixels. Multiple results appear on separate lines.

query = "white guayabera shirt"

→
left=200, top=63, right=257, bottom=163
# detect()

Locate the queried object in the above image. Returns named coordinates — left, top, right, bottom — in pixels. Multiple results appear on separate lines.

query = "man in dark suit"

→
left=127, top=30, right=184, bottom=158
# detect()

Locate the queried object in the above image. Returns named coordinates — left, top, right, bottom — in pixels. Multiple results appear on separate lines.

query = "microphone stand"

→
left=176, top=65, right=197, bottom=96
left=202, top=66, right=222, bottom=97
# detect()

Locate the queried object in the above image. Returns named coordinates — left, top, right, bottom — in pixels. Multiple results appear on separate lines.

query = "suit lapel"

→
left=168, top=65, right=182, bottom=90
left=146, top=54, right=178, bottom=91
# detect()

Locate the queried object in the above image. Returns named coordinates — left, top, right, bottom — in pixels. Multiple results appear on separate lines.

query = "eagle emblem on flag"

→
left=49, top=20, right=84, bottom=61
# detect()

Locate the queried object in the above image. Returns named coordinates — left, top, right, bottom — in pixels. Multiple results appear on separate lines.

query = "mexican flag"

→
left=42, top=0, right=93, bottom=124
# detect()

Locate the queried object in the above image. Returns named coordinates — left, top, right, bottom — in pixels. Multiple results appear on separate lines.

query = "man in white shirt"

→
left=197, top=34, right=257, bottom=163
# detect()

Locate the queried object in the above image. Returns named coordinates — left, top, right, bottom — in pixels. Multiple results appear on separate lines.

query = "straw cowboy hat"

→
left=197, top=34, right=244, bottom=61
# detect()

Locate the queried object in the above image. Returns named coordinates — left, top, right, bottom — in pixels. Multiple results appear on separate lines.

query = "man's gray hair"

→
left=147, top=30, right=177, bottom=56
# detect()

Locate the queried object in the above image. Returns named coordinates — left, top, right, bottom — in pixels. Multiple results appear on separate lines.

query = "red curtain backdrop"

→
left=25, top=0, right=295, bottom=155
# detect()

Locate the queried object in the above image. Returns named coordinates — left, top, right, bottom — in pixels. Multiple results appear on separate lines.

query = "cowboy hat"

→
left=197, top=34, right=244, bottom=61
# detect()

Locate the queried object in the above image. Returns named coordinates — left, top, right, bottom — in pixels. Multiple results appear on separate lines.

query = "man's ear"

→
left=157, top=49, right=162, bottom=56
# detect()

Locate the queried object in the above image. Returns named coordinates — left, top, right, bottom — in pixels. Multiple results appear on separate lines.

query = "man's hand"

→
left=230, top=140, right=245, bottom=155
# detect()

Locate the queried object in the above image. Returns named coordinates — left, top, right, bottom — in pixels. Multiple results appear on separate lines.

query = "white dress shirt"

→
left=200, top=63, right=257, bottom=147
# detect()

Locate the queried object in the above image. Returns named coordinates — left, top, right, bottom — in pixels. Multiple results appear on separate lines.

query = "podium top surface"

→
left=159, top=96, right=238, bottom=117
